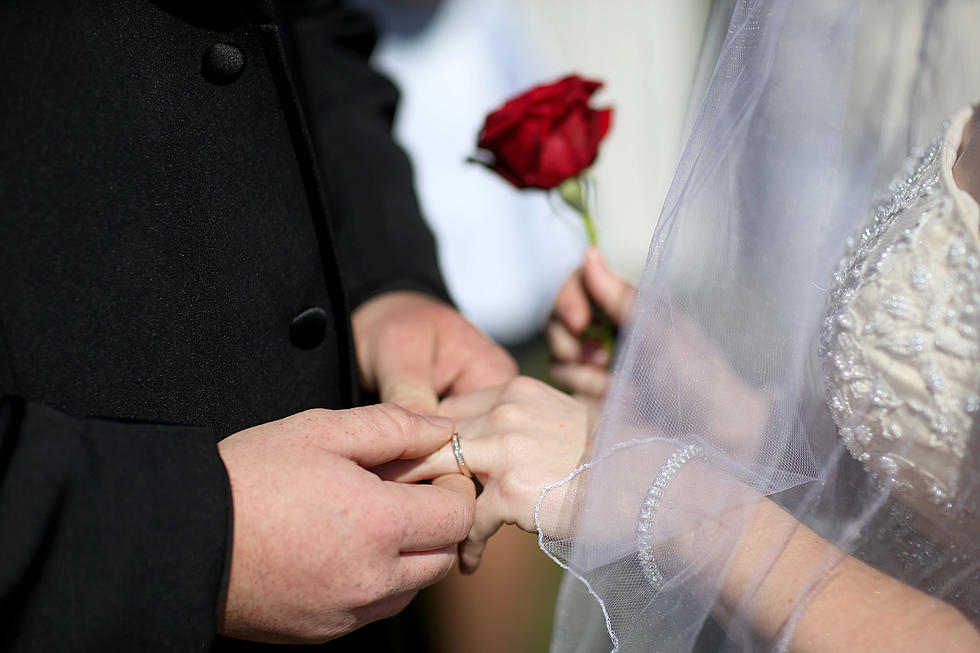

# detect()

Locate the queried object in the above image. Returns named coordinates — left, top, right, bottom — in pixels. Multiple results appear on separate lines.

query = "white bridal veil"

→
left=537, top=0, right=980, bottom=650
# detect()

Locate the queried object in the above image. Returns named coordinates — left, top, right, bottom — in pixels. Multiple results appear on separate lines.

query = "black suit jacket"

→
left=0, top=1, right=447, bottom=650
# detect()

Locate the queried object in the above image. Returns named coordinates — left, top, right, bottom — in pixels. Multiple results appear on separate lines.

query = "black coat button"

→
left=202, top=42, right=245, bottom=85
left=290, top=307, right=328, bottom=350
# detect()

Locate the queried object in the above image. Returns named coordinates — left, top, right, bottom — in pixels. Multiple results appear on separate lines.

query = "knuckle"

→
left=369, top=516, right=398, bottom=546
left=367, top=506, right=401, bottom=545
left=373, top=402, right=414, bottom=436
left=293, top=407, right=330, bottom=424
left=377, top=401, right=411, bottom=421
left=283, top=408, right=334, bottom=442
left=350, top=495, right=400, bottom=547
left=507, top=375, right=541, bottom=397
left=488, top=402, right=524, bottom=429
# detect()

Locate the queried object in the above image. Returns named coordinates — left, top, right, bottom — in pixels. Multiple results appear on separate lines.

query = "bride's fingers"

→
left=458, top=536, right=488, bottom=574
left=372, top=427, right=495, bottom=483
left=553, top=267, right=590, bottom=335
left=549, top=361, right=611, bottom=398
left=547, top=318, right=583, bottom=363
left=459, top=492, right=506, bottom=574
left=389, top=475, right=475, bottom=552
left=953, top=105, right=980, bottom=203
left=582, top=248, right=636, bottom=324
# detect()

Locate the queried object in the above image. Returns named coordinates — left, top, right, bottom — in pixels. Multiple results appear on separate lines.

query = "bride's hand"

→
left=373, top=376, right=590, bottom=573
left=548, top=247, right=635, bottom=411
left=553, top=249, right=769, bottom=451
left=953, top=103, right=980, bottom=203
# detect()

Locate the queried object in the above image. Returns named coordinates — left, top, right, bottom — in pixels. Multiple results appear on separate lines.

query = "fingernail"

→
left=423, top=415, right=453, bottom=428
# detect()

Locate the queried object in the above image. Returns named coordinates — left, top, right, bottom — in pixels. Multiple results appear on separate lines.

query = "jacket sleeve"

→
left=0, top=396, right=231, bottom=652
left=279, top=0, right=454, bottom=310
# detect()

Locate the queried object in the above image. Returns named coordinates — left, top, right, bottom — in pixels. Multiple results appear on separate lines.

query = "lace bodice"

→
left=822, top=108, right=980, bottom=541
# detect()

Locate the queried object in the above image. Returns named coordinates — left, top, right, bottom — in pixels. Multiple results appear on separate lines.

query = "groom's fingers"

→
left=389, top=477, right=475, bottom=552
left=371, top=456, right=435, bottom=483
left=373, top=420, right=492, bottom=482
left=394, top=550, right=457, bottom=595
left=373, top=436, right=482, bottom=483
left=330, top=403, right=454, bottom=467
left=441, top=336, right=518, bottom=398
left=374, top=328, right=515, bottom=414
left=438, top=385, right=505, bottom=421
left=371, top=441, right=459, bottom=483
left=380, top=379, right=440, bottom=416
left=372, top=327, right=440, bottom=414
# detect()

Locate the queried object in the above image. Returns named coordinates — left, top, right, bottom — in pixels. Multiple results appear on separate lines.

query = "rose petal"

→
left=474, top=74, right=612, bottom=189
left=592, top=108, right=613, bottom=143
left=558, top=111, right=596, bottom=170
left=537, top=134, right=581, bottom=189
left=503, top=122, right=543, bottom=166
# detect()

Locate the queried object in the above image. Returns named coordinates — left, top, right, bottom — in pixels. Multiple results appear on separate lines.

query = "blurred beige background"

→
left=525, top=0, right=712, bottom=281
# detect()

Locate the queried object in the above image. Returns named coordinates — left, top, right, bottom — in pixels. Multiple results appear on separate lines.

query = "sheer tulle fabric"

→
left=536, top=1, right=980, bottom=651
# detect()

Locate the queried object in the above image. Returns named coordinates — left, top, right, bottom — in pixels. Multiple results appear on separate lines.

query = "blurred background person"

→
left=354, top=0, right=583, bottom=346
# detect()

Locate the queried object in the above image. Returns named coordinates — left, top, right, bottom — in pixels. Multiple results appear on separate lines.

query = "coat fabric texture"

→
left=0, top=0, right=449, bottom=650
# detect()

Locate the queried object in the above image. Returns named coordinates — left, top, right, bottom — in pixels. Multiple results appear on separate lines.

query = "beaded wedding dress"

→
left=536, top=1, right=980, bottom=651
left=821, top=107, right=980, bottom=620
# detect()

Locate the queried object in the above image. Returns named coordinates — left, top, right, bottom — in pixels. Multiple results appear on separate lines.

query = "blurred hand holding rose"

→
left=470, top=74, right=616, bottom=351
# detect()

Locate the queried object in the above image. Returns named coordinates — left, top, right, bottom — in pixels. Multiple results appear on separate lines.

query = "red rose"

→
left=474, top=75, right=613, bottom=190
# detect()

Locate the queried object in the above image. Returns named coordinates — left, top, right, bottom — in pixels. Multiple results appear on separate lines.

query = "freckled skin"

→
left=217, top=404, right=475, bottom=644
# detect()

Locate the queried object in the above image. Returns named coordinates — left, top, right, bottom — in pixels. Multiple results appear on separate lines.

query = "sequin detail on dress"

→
left=821, top=114, right=980, bottom=534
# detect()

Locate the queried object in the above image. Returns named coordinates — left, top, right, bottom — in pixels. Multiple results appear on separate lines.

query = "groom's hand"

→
left=351, top=291, right=517, bottom=413
left=216, top=404, right=475, bottom=644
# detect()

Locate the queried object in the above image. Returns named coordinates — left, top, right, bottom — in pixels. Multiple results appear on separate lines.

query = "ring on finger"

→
left=451, top=432, right=474, bottom=479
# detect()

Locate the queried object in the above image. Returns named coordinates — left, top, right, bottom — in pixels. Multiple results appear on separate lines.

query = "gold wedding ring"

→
left=451, top=432, right=474, bottom=479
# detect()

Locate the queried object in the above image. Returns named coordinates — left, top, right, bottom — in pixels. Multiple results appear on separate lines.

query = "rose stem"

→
left=557, top=175, right=598, bottom=246
left=579, top=206, right=598, bottom=246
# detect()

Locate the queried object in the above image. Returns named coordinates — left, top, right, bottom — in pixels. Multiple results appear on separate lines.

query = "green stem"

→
left=579, top=206, right=598, bottom=246
left=557, top=175, right=614, bottom=354
left=557, top=175, right=598, bottom=246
